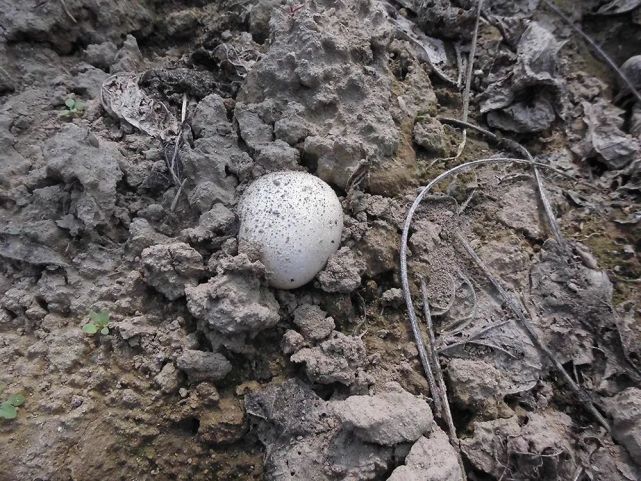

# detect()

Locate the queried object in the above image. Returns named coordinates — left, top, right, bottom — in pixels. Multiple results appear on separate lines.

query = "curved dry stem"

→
left=438, top=116, right=566, bottom=248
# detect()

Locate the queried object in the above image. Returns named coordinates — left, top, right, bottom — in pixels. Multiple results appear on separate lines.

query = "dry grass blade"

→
left=419, top=278, right=466, bottom=481
left=167, top=94, right=189, bottom=211
left=455, top=232, right=612, bottom=433
left=59, top=0, right=78, bottom=23
left=462, top=0, right=484, bottom=124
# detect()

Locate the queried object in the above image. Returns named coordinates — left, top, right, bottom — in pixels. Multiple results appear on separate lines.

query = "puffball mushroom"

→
left=238, top=171, right=343, bottom=289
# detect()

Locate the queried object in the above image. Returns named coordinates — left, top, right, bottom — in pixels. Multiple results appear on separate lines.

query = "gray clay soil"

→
left=1, top=1, right=641, bottom=480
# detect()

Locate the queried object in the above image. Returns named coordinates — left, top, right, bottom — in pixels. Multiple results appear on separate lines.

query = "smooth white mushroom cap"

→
left=238, top=171, right=343, bottom=289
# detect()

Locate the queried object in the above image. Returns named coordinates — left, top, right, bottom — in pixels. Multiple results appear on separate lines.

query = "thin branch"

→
left=455, top=232, right=612, bottom=433
left=463, top=0, right=484, bottom=124
left=438, top=319, right=510, bottom=349
left=400, top=155, right=570, bottom=431
left=170, top=179, right=187, bottom=212
left=436, top=0, right=485, bottom=164
left=420, top=278, right=466, bottom=481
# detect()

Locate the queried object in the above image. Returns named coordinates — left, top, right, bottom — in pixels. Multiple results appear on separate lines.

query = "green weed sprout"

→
left=0, top=386, right=25, bottom=421
left=83, top=310, right=110, bottom=335
left=62, top=97, right=85, bottom=118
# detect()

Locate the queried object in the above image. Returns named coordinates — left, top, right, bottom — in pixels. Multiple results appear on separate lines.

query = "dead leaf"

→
left=101, top=73, right=179, bottom=141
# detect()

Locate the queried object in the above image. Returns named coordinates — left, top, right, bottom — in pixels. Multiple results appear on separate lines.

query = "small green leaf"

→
left=89, top=310, right=110, bottom=325
left=0, top=403, right=17, bottom=420
left=100, top=326, right=109, bottom=335
left=83, top=323, right=98, bottom=334
left=75, top=100, right=85, bottom=111
left=7, top=394, right=25, bottom=407
left=65, top=98, right=76, bottom=109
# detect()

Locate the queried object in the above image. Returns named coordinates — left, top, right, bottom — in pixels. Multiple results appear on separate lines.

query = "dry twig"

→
left=433, top=0, right=484, bottom=165
left=420, top=278, right=466, bottom=481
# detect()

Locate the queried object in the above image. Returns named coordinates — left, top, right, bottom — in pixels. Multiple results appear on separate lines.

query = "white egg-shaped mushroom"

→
left=238, top=171, right=343, bottom=289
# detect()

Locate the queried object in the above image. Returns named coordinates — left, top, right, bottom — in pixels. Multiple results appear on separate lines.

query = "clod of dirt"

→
left=333, top=383, right=433, bottom=446
left=381, top=288, right=404, bottom=307
left=246, top=379, right=437, bottom=481
left=154, top=363, right=181, bottom=394
left=117, top=315, right=158, bottom=347
left=604, top=387, right=641, bottom=464
left=497, top=184, right=545, bottom=239
left=293, top=304, right=335, bottom=342
left=447, top=358, right=507, bottom=420
left=0, top=221, right=69, bottom=268
left=237, top=1, right=400, bottom=190
left=462, top=411, right=577, bottom=480
left=355, top=220, right=399, bottom=277
left=198, top=396, right=247, bottom=445
left=0, top=1, right=153, bottom=54
left=191, top=93, right=233, bottom=138
left=141, top=242, right=205, bottom=300
left=413, top=115, right=447, bottom=156
left=111, top=34, right=144, bottom=73
left=185, top=253, right=280, bottom=335
left=290, top=332, right=367, bottom=386
left=84, top=41, right=118, bottom=70
left=181, top=94, right=244, bottom=212
left=387, top=429, right=464, bottom=481
left=317, top=247, right=365, bottom=294
left=282, top=329, right=306, bottom=356
left=44, top=124, right=124, bottom=229
left=176, top=349, right=232, bottom=383
left=182, top=203, right=237, bottom=244
left=619, top=54, right=641, bottom=95
left=127, top=218, right=171, bottom=255
left=238, top=171, right=343, bottom=289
